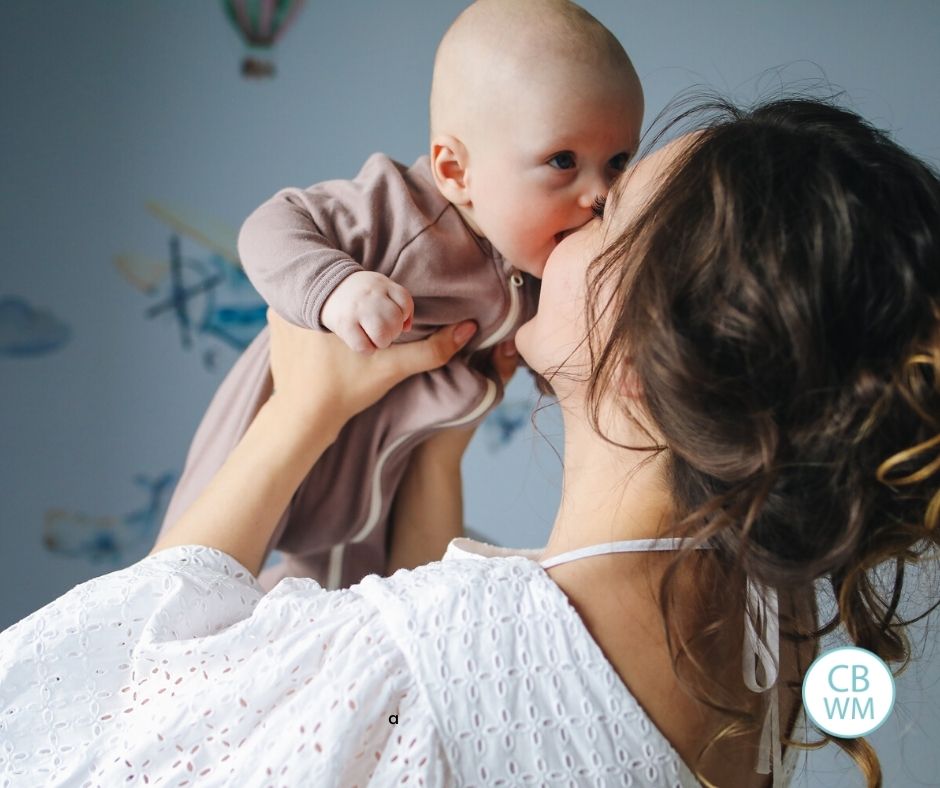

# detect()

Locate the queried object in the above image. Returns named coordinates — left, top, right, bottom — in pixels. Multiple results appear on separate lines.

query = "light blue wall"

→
left=2, top=2, right=939, bottom=784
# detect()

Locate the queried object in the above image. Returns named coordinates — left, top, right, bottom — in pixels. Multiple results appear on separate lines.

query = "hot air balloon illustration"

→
left=222, top=0, right=306, bottom=78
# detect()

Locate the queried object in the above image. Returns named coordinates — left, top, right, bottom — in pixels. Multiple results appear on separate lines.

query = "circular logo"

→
left=802, top=646, right=895, bottom=737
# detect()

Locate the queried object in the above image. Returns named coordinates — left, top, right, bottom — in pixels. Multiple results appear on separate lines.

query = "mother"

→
left=2, top=95, right=939, bottom=788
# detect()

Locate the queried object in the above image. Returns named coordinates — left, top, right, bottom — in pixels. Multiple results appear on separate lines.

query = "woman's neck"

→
left=542, top=400, right=675, bottom=558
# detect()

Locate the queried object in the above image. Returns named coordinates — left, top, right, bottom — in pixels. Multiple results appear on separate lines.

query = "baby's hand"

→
left=320, top=271, right=415, bottom=355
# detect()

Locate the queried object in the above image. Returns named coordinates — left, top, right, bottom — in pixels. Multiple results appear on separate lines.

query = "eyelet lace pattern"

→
left=0, top=544, right=803, bottom=786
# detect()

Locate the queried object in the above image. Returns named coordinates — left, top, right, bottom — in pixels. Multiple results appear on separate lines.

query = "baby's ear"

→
left=430, top=135, right=471, bottom=206
left=619, top=364, right=643, bottom=401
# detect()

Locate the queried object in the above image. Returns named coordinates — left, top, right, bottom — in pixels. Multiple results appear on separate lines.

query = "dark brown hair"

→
left=573, top=91, right=940, bottom=787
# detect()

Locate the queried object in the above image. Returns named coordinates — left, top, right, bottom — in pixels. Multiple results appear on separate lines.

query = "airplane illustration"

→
left=115, top=202, right=532, bottom=449
left=114, top=202, right=266, bottom=369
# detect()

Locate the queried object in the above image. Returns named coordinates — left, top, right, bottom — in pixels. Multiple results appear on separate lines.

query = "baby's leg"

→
left=157, top=328, right=277, bottom=545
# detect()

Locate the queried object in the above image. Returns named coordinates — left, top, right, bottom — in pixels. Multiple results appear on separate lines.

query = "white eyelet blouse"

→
left=0, top=539, right=806, bottom=786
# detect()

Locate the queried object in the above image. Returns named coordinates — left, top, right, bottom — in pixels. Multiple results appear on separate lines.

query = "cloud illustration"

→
left=0, top=296, right=71, bottom=357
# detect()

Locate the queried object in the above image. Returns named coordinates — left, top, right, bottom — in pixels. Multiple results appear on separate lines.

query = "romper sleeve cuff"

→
left=303, top=259, right=365, bottom=330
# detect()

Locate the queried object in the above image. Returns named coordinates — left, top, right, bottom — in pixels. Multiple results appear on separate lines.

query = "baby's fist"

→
left=320, top=271, right=415, bottom=354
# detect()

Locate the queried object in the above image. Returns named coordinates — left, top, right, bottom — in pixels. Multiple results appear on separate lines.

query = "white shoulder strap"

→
left=538, top=537, right=709, bottom=568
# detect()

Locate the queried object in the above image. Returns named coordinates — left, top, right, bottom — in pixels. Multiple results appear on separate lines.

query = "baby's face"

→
left=464, top=78, right=642, bottom=279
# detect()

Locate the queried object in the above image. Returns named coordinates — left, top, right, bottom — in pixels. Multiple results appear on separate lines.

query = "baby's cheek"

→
left=532, top=210, right=564, bottom=239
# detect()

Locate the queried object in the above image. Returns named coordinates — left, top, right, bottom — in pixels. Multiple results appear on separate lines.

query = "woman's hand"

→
left=267, top=307, right=479, bottom=425
left=151, top=310, right=479, bottom=576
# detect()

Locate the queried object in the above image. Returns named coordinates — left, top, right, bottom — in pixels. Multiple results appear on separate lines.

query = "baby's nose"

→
left=576, top=192, right=597, bottom=209
left=576, top=172, right=609, bottom=208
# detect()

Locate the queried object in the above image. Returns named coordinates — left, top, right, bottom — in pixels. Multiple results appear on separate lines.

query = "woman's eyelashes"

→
left=591, top=195, right=606, bottom=219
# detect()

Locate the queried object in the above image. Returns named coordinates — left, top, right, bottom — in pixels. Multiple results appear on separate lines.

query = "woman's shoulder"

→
left=352, top=541, right=542, bottom=631
left=352, top=541, right=703, bottom=787
left=0, top=545, right=455, bottom=785
left=352, top=537, right=554, bottom=637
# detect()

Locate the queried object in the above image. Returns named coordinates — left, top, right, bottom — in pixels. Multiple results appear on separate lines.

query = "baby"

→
left=156, top=0, right=644, bottom=590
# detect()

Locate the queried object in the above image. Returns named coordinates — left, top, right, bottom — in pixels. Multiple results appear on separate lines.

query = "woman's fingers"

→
left=488, top=339, right=520, bottom=385
left=267, top=307, right=480, bottom=423
left=375, top=321, right=478, bottom=385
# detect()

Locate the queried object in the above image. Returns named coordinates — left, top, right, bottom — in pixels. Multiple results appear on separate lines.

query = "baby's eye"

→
left=548, top=152, right=576, bottom=170
left=609, top=152, right=630, bottom=172
left=591, top=195, right=606, bottom=219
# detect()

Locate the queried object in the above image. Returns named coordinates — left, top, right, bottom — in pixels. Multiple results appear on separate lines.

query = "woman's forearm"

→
left=150, top=396, right=342, bottom=576
left=148, top=313, right=478, bottom=577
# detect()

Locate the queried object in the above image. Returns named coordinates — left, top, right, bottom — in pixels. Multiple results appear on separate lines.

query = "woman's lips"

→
left=555, top=223, right=585, bottom=244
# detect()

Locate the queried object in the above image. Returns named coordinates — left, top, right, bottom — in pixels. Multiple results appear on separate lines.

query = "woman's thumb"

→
left=387, top=321, right=478, bottom=380
left=452, top=321, right=478, bottom=347
left=429, top=320, right=477, bottom=367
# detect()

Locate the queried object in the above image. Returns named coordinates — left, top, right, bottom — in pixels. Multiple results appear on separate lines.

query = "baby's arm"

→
left=237, top=154, right=415, bottom=349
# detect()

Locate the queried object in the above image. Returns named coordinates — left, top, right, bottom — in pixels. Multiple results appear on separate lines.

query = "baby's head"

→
left=428, top=0, right=643, bottom=278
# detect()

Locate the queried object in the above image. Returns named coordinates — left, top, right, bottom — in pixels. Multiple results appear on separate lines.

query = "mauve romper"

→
left=156, top=153, right=541, bottom=590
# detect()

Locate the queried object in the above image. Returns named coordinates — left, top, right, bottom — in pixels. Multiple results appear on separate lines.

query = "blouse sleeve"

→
left=0, top=545, right=454, bottom=786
